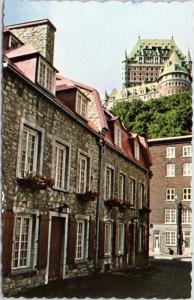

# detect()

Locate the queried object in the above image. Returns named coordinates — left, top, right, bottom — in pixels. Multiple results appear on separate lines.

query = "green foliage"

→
left=111, top=91, right=192, bottom=139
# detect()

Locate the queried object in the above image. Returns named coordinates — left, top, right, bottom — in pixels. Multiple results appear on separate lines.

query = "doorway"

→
left=154, top=233, right=160, bottom=254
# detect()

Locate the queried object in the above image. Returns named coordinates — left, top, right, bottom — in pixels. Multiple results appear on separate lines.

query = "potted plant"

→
left=139, top=206, right=152, bottom=215
left=17, top=173, right=54, bottom=190
left=77, top=190, right=99, bottom=202
left=104, top=195, right=122, bottom=209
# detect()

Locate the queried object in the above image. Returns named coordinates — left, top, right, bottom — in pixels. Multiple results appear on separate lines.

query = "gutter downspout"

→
left=95, top=132, right=104, bottom=270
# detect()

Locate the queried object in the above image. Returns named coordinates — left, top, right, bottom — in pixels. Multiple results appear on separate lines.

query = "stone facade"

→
left=7, top=19, right=56, bottom=64
left=148, top=136, right=192, bottom=257
left=2, top=19, right=152, bottom=296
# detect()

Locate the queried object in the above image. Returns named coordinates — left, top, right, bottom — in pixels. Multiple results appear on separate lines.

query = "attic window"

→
left=8, top=35, right=20, bottom=49
left=76, top=92, right=88, bottom=119
left=115, top=126, right=122, bottom=148
left=37, top=57, right=55, bottom=94
left=134, top=140, right=140, bottom=160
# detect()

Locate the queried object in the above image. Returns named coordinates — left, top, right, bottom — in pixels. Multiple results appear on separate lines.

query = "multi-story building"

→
left=104, top=39, right=192, bottom=110
left=148, top=136, right=192, bottom=257
left=2, top=19, right=152, bottom=296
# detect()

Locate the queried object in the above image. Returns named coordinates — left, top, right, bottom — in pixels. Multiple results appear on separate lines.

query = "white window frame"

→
left=183, top=163, right=192, bottom=176
left=166, top=147, right=175, bottom=158
left=12, top=215, right=33, bottom=269
left=183, top=187, right=191, bottom=201
left=76, top=92, right=88, bottom=119
left=53, top=141, right=70, bottom=191
left=130, top=178, right=136, bottom=207
left=140, top=183, right=145, bottom=208
left=166, top=164, right=175, bottom=177
left=117, top=223, right=125, bottom=255
left=134, top=140, right=140, bottom=160
left=165, top=231, right=176, bottom=246
left=37, top=57, right=55, bottom=94
left=105, top=166, right=114, bottom=200
left=182, top=209, right=192, bottom=224
left=166, top=188, right=175, bottom=201
left=104, top=223, right=112, bottom=256
left=165, top=209, right=176, bottom=224
left=115, top=126, right=122, bottom=147
left=118, top=173, right=126, bottom=202
left=16, top=118, right=45, bottom=178
left=75, top=218, right=89, bottom=261
left=182, top=145, right=192, bottom=157
left=78, top=154, right=88, bottom=194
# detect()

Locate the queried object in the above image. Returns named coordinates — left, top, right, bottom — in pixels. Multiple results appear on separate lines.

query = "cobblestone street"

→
left=15, top=259, right=191, bottom=299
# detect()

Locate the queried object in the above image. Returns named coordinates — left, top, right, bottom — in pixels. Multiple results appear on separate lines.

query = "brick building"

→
left=2, top=19, right=152, bottom=296
left=148, top=136, right=192, bottom=257
left=104, top=39, right=192, bottom=110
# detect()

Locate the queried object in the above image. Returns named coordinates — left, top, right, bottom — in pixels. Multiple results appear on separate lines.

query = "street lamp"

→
left=132, top=217, right=139, bottom=267
left=175, top=195, right=182, bottom=255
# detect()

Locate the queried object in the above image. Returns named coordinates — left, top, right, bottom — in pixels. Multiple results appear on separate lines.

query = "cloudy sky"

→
left=4, top=0, right=193, bottom=97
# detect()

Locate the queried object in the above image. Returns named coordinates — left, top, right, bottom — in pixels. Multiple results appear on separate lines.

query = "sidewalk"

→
left=149, top=254, right=192, bottom=262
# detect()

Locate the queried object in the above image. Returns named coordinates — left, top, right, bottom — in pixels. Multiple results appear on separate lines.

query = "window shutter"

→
left=125, top=223, right=129, bottom=254
left=2, top=210, right=15, bottom=275
left=112, top=222, right=118, bottom=256
left=67, top=217, right=77, bottom=264
left=99, top=221, right=105, bottom=258
left=88, top=219, right=96, bottom=260
left=37, top=213, right=49, bottom=270
left=128, top=223, right=134, bottom=256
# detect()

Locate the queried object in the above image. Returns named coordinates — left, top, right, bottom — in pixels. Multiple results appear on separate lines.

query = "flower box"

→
left=77, top=190, right=99, bottom=202
left=104, top=196, right=122, bottom=209
left=139, top=206, right=152, bottom=215
left=17, top=173, right=54, bottom=190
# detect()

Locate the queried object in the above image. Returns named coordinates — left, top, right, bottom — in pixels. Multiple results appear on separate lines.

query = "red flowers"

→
left=77, top=190, right=99, bottom=202
left=17, top=173, right=54, bottom=190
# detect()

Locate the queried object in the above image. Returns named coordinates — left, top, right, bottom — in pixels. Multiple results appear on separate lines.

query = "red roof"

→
left=5, top=44, right=39, bottom=59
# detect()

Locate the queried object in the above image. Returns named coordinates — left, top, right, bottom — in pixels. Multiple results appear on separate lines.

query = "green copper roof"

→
left=127, top=38, right=184, bottom=61
left=159, top=50, right=189, bottom=77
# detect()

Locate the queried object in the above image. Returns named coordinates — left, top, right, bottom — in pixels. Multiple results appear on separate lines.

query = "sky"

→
left=4, top=0, right=194, bottom=97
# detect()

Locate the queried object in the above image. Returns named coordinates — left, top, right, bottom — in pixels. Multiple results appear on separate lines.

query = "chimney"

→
left=6, top=19, right=56, bottom=65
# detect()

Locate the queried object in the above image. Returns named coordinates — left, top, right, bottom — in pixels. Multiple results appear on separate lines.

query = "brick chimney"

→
left=6, top=19, right=56, bottom=65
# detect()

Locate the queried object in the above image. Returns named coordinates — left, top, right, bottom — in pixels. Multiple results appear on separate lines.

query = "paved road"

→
left=15, top=259, right=191, bottom=299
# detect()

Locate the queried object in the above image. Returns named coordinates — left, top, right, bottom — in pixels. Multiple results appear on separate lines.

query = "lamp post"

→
left=175, top=195, right=183, bottom=255
left=132, top=216, right=139, bottom=267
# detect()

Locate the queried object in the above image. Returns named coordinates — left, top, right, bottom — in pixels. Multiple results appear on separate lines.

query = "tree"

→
left=110, top=91, right=192, bottom=139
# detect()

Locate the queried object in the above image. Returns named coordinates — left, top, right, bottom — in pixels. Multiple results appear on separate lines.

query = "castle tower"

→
left=157, top=50, right=192, bottom=97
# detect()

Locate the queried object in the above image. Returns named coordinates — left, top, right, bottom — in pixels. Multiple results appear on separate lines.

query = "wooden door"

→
left=128, top=223, right=134, bottom=265
left=49, top=217, right=64, bottom=280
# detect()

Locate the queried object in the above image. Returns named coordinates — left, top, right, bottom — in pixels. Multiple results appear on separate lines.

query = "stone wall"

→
left=10, top=22, right=55, bottom=64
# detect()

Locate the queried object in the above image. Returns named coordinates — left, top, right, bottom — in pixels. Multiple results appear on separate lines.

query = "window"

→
left=183, top=145, right=192, bottom=157
left=76, top=93, right=88, bottom=119
left=118, top=173, right=126, bottom=201
left=165, top=231, right=176, bottom=246
left=166, top=147, right=175, bottom=158
left=166, top=188, right=175, bottom=201
left=182, top=209, right=192, bottom=224
left=105, top=167, right=114, bottom=200
left=140, top=183, right=145, bottom=208
left=115, top=126, right=122, bottom=147
left=183, top=163, right=192, bottom=176
left=166, top=164, right=175, bottom=177
left=183, top=187, right=191, bottom=201
left=76, top=220, right=87, bottom=260
left=78, top=153, right=90, bottom=194
left=134, top=140, right=140, bottom=160
left=104, top=223, right=112, bottom=256
left=37, top=58, right=55, bottom=93
left=117, top=223, right=125, bottom=255
left=20, top=126, right=39, bottom=177
left=138, top=226, right=143, bottom=252
left=53, top=142, right=69, bottom=190
left=12, top=216, right=32, bottom=269
left=165, top=209, right=176, bottom=224
left=130, top=178, right=136, bottom=207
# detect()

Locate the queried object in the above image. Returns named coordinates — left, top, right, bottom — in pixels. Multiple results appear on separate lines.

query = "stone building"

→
left=148, top=136, right=192, bottom=257
left=104, top=38, right=192, bottom=110
left=2, top=19, right=152, bottom=296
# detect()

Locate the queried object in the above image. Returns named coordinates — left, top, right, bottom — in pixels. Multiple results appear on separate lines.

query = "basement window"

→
left=37, top=57, right=55, bottom=94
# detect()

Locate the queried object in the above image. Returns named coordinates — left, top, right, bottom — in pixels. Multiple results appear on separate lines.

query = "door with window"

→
left=49, top=217, right=64, bottom=280
left=154, top=232, right=160, bottom=254
left=183, top=231, right=191, bottom=256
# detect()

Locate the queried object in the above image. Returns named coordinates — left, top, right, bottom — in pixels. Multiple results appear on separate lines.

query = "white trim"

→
left=104, top=222, right=112, bottom=256
left=164, top=209, right=176, bottom=224
left=77, top=149, right=92, bottom=193
left=166, top=146, right=175, bottom=159
left=165, top=188, right=176, bottom=201
left=182, top=145, right=192, bottom=157
left=37, top=56, right=56, bottom=94
left=129, top=177, right=136, bottom=207
left=165, top=231, right=176, bottom=246
left=104, top=165, right=115, bottom=200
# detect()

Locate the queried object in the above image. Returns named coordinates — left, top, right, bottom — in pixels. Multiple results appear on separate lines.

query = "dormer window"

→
left=8, top=34, right=21, bottom=49
left=37, top=57, right=55, bottom=94
left=76, top=92, right=88, bottom=119
left=115, top=126, right=122, bottom=147
left=134, top=140, right=140, bottom=160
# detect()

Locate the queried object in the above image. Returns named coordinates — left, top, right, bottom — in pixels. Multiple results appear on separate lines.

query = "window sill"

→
left=11, top=268, right=37, bottom=277
left=52, top=187, right=69, bottom=193
left=74, top=259, right=87, bottom=265
left=165, top=200, right=175, bottom=202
